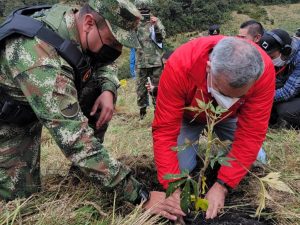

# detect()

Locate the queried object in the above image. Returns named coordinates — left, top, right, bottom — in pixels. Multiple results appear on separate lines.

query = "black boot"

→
left=140, top=107, right=147, bottom=120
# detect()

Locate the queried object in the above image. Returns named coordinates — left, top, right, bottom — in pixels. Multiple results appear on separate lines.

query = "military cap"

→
left=88, top=0, right=142, bottom=48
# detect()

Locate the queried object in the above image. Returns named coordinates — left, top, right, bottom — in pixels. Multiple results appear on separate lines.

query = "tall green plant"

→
left=164, top=96, right=232, bottom=213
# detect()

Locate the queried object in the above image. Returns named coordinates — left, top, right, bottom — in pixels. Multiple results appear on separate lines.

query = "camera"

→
left=142, top=13, right=150, bottom=21
left=140, top=9, right=151, bottom=22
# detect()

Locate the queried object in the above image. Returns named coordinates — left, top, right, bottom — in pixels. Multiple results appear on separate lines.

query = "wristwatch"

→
left=216, top=179, right=231, bottom=191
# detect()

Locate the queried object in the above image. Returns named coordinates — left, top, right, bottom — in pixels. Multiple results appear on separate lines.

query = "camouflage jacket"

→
left=135, top=16, right=166, bottom=68
left=0, top=4, right=136, bottom=193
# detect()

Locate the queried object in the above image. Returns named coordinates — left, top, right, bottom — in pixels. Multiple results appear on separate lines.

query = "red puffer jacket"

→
left=152, top=35, right=275, bottom=189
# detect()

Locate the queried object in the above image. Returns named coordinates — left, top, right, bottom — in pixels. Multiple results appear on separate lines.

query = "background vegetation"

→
left=1, top=0, right=300, bottom=34
left=1, top=1, right=300, bottom=225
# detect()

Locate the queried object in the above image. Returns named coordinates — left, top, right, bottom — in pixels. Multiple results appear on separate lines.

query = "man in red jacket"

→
left=152, top=36, right=275, bottom=219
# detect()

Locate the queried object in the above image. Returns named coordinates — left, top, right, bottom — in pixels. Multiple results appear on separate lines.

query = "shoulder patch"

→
left=59, top=95, right=79, bottom=118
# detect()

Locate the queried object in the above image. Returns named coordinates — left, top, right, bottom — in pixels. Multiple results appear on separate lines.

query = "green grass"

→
left=221, top=3, right=300, bottom=36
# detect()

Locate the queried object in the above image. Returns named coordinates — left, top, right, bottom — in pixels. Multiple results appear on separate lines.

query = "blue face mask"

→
left=207, top=74, right=239, bottom=109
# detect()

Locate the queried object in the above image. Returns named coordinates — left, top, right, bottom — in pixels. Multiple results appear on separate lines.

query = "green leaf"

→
left=210, top=158, right=217, bottom=168
left=190, top=179, right=199, bottom=202
left=215, top=105, right=228, bottom=114
left=184, top=138, right=192, bottom=145
left=171, top=145, right=189, bottom=152
left=195, top=98, right=206, bottom=110
left=180, top=180, right=191, bottom=213
left=218, top=157, right=234, bottom=167
left=182, top=169, right=190, bottom=176
left=171, top=139, right=193, bottom=152
left=209, top=103, right=216, bottom=114
left=164, top=172, right=188, bottom=181
left=206, top=101, right=212, bottom=110
left=184, top=106, right=200, bottom=112
left=190, top=112, right=201, bottom=122
left=166, top=179, right=187, bottom=197
left=171, top=146, right=179, bottom=152
left=195, top=198, right=209, bottom=211
left=216, top=149, right=225, bottom=158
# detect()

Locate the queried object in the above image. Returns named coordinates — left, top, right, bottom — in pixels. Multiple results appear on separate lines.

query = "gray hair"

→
left=210, top=37, right=264, bottom=88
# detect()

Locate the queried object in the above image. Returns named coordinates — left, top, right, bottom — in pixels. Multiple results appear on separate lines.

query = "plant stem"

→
left=198, top=121, right=214, bottom=194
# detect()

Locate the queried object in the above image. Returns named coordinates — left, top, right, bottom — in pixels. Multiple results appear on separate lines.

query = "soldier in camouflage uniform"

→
left=134, top=0, right=166, bottom=119
left=0, top=0, right=185, bottom=220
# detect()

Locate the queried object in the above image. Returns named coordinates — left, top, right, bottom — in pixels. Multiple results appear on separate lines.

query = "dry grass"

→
left=1, top=3, right=300, bottom=224
left=262, top=3, right=300, bottom=33
left=1, top=80, right=300, bottom=225
left=104, top=80, right=155, bottom=158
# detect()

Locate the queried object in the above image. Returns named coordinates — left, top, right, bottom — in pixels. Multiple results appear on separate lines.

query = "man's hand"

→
left=90, top=91, right=114, bottom=129
left=205, top=182, right=228, bottom=219
left=150, top=16, right=158, bottom=25
left=145, top=82, right=155, bottom=93
left=143, top=190, right=186, bottom=222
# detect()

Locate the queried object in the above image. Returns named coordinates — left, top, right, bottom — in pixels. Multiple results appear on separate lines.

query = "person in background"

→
left=238, top=20, right=264, bottom=44
left=146, top=51, right=173, bottom=98
left=208, top=24, right=220, bottom=36
left=259, top=29, right=300, bottom=128
left=134, top=0, right=166, bottom=119
left=237, top=19, right=267, bottom=163
left=130, top=48, right=136, bottom=79
left=295, top=28, right=300, bottom=39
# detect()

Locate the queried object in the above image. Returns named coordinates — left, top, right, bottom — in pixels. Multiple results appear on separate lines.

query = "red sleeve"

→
left=218, top=54, right=275, bottom=188
left=152, top=62, right=189, bottom=189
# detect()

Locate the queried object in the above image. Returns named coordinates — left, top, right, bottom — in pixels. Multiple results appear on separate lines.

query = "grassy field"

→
left=1, top=2, right=300, bottom=225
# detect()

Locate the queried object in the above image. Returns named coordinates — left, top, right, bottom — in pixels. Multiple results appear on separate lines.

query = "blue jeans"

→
left=177, top=117, right=266, bottom=172
left=130, top=48, right=136, bottom=78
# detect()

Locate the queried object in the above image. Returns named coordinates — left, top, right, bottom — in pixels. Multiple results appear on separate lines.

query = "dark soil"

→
left=184, top=212, right=270, bottom=225
left=119, top=154, right=164, bottom=192
left=120, top=155, right=275, bottom=225
left=54, top=155, right=274, bottom=225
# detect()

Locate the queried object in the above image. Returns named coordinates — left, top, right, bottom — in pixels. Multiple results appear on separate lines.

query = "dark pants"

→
left=270, top=97, right=300, bottom=128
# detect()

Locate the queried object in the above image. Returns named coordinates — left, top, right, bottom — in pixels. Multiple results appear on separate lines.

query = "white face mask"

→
left=272, top=54, right=286, bottom=67
left=207, top=74, right=240, bottom=109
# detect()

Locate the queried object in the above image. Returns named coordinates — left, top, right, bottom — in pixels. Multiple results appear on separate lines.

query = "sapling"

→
left=164, top=96, right=233, bottom=213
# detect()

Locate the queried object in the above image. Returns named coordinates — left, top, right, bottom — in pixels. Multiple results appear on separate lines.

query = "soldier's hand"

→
left=143, top=190, right=186, bottom=222
left=205, top=182, right=228, bottom=219
left=90, top=91, right=114, bottom=129
left=145, top=82, right=155, bottom=93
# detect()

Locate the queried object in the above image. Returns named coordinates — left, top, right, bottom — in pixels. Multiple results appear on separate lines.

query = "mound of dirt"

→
left=118, top=154, right=164, bottom=191
left=119, top=155, right=275, bottom=225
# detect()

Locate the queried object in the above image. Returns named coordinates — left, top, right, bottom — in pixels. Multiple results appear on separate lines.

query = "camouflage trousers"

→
left=136, top=67, right=162, bottom=108
left=0, top=77, right=120, bottom=201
